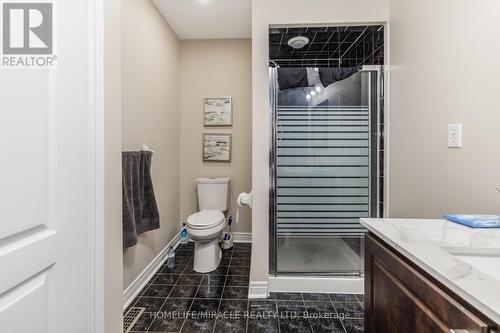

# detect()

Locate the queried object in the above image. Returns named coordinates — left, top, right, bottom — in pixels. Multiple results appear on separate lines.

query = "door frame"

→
left=88, top=0, right=122, bottom=331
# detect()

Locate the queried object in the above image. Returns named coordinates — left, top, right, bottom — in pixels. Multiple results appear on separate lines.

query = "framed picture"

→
left=204, top=97, right=232, bottom=126
left=203, top=133, right=231, bottom=162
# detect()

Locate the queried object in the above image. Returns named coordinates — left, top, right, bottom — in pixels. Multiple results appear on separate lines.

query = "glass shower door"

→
left=271, top=68, right=382, bottom=275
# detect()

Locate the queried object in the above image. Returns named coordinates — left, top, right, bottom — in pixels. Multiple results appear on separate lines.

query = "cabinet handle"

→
left=450, top=330, right=469, bottom=333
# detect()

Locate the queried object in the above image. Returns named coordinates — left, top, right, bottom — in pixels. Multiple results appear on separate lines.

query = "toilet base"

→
left=193, top=239, right=222, bottom=273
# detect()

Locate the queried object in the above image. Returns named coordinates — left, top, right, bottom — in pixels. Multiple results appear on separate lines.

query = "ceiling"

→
left=270, top=25, right=384, bottom=68
left=152, top=0, right=251, bottom=40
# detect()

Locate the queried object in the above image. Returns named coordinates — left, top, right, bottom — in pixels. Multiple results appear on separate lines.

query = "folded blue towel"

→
left=444, top=214, right=500, bottom=228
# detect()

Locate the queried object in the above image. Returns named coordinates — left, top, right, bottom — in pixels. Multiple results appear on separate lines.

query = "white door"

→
left=0, top=1, right=99, bottom=332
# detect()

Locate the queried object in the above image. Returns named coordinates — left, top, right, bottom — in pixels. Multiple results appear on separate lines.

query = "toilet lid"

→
left=187, top=210, right=225, bottom=229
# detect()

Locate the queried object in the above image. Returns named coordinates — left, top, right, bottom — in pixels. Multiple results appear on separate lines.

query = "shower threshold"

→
left=276, top=237, right=363, bottom=275
left=268, top=275, right=364, bottom=294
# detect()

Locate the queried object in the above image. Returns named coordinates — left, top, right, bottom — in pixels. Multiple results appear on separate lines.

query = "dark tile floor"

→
left=125, top=242, right=364, bottom=333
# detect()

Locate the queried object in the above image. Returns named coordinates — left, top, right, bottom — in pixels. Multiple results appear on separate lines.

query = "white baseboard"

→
left=231, top=232, right=251, bottom=243
left=268, top=276, right=364, bottom=294
left=248, top=280, right=269, bottom=299
left=123, top=231, right=181, bottom=309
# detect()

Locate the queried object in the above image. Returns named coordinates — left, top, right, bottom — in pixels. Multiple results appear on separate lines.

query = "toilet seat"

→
left=187, top=210, right=225, bottom=230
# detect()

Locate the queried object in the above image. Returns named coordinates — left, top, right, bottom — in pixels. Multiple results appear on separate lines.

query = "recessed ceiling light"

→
left=288, top=36, right=309, bottom=49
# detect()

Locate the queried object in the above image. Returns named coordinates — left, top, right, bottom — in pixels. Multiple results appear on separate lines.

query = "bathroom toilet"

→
left=186, top=177, right=230, bottom=273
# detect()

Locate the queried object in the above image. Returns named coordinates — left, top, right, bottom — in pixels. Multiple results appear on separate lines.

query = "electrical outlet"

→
left=448, top=123, right=462, bottom=148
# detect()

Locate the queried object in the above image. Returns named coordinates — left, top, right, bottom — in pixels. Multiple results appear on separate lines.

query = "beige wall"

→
left=388, top=0, right=500, bottom=217
left=250, top=0, right=389, bottom=295
left=122, top=0, right=180, bottom=289
left=179, top=40, right=252, bottom=233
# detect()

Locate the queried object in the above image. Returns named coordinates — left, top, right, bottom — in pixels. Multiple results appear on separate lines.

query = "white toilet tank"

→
left=196, top=177, right=230, bottom=211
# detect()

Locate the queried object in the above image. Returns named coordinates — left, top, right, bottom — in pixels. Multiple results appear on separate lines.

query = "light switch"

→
left=448, top=123, right=462, bottom=148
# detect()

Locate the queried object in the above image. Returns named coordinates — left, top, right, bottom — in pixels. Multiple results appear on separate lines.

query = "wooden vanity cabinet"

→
left=364, top=233, right=498, bottom=333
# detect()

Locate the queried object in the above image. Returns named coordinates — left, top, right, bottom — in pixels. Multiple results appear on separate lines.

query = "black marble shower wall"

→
left=269, top=25, right=384, bottom=68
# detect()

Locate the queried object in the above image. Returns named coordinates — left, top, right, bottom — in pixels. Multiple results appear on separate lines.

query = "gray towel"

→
left=318, top=67, right=358, bottom=87
left=122, top=151, right=160, bottom=248
left=277, top=67, right=325, bottom=90
left=277, top=67, right=309, bottom=90
left=306, top=67, right=321, bottom=86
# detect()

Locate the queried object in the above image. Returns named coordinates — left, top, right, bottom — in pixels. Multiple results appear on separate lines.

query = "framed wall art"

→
left=203, top=133, right=231, bottom=162
left=204, top=97, right=232, bottom=126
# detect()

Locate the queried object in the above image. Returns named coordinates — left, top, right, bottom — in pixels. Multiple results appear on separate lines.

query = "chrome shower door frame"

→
left=268, top=65, right=384, bottom=276
left=269, top=67, right=278, bottom=276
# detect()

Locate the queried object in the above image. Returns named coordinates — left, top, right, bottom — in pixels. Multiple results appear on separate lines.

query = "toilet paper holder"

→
left=234, top=192, right=252, bottom=224
left=237, top=192, right=252, bottom=208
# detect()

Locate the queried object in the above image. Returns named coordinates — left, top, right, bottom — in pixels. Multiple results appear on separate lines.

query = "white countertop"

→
left=360, top=218, right=500, bottom=324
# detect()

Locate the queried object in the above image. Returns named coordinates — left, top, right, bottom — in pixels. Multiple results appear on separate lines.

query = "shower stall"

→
left=268, top=25, right=385, bottom=278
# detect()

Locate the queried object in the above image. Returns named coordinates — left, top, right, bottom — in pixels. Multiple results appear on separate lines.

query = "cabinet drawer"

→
left=365, top=233, right=489, bottom=333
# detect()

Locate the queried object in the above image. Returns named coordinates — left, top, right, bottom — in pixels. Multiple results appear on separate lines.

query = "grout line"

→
left=244, top=302, right=249, bottom=333
left=277, top=299, right=282, bottom=333
left=330, top=300, right=348, bottom=333
left=300, top=292, right=315, bottom=332
left=179, top=252, right=203, bottom=333
left=147, top=289, right=174, bottom=331
left=339, top=318, right=348, bottom=333
left=244, top=280, right=251, bottom=333
left=271, top=298, right=279, bottom=333
left=355, top=294, right=365, bottom=309
left=145, top=244, right=191, bottom=332
left=212, top=245, right=234, bottom=333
